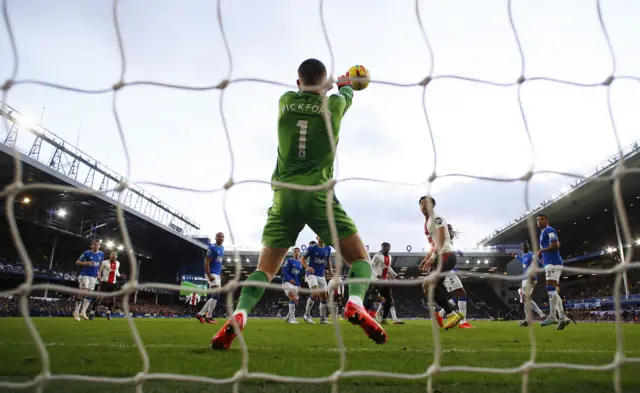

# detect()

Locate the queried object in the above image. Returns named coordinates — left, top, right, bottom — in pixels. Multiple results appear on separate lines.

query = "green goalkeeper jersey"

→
left=271, top=85, right=354, bottom=189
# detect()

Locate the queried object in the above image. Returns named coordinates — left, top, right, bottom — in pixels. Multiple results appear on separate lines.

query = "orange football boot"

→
left=435, top=312, right=444, bottom=328
left=211, top=313, right=244, bottom=350
left=344, top=301, right=388, bottom=345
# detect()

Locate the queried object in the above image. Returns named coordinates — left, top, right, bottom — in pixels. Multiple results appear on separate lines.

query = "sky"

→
left=1, top=0, right=640, bottom=252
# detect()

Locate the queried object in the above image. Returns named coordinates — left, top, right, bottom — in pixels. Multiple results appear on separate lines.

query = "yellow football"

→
left=347, top=65, right=371, bottom=91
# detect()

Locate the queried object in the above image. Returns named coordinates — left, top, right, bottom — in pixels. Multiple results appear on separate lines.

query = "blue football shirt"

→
left=303, top=245, right=331, bottom=276
left=282, top=258, right=302, bottom=286
left=539, top=226, right=563, bottom=266
left=78, top=250, right=104, bottom=277
left=206, top=244, right=224, bottom=275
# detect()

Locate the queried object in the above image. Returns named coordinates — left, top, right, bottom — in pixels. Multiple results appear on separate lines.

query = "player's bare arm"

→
left=421, top=227, right=445, bottom=271
left=300, top=256, right=315, bottom=274
left=204, top=257, right=214, bottom=282
left=96, top=262, right=104, bottom=282
left=419, top=249, right=435, bottom=271
left=434, top=226, right=446, bottom=254
left=387, top=265, right=398, bottom=279
left=537, top=238, right=558, bottom=258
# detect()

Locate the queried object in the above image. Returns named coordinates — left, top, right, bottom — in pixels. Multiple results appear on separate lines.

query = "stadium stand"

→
left=481, top=141, right=640, bottom=321
left=2, top=102, right=638, bottom=325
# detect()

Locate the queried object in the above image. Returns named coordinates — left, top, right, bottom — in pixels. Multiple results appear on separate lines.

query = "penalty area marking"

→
left=1, top=341, right=638, bottom=355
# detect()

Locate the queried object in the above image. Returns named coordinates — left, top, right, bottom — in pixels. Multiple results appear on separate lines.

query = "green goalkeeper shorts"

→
left=261, top=189, right=358, bottom=248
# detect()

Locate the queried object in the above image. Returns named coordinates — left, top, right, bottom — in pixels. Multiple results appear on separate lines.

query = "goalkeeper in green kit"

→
left=212, top=59, right=388, bottom=350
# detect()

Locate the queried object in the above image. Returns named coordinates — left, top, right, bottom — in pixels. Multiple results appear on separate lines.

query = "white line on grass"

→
left=2, top=342, right=638, bottom=355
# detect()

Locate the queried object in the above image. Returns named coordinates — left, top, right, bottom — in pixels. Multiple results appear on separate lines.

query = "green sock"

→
left=347, top=260, right=372, bottom=301
left=236, top=271, right=269, bottom=314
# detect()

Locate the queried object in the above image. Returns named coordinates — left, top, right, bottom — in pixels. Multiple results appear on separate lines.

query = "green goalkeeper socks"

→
left=347, top=260, right=372, bottom=301
left=235, top=271, right=269, bottom=314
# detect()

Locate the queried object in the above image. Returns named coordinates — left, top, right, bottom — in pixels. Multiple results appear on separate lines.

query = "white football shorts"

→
left=443, top=272, right=464, bottom=292
left=306, top=274, right=327, bottom=290
left=207, top=274, right=221, bottom=287
left=544, top=264, right=562, bottom=282
left=78, top=275, right=97, bottom=290
left=521, top=279, right=536, bottom=296
left=282, top=282, right=299, bottom=296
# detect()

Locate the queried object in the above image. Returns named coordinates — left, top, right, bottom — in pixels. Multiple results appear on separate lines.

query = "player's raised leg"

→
left=212, top=245, right=289, bottom=350
left=339, top=233, right=387, bottom=344
left=304, top=188, right=387, bottom=343
left=211, top=187, right=305, bottom=349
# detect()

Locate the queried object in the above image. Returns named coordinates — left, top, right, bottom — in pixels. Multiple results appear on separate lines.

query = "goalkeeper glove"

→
left=336, top=73, right=352, bottom=88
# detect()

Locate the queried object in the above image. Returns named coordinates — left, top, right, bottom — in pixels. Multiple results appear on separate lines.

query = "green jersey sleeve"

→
left=329, top=86, right=354, bottom=122
left=271, top=87, right=354, bottom=188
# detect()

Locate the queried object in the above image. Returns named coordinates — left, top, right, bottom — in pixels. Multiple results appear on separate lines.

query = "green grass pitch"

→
left=0, top=318, right=639, bottom=393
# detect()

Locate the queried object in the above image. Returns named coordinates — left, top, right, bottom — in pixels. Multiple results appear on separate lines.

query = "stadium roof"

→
left=0, top=104, right=209, bottom=263
left=0, top=103, right=201, bottom=238
left=478, top=141, right=640, bottom=247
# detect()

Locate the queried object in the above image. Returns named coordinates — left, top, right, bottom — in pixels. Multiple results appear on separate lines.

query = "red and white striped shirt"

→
left=185, top=293, right=201, bottom=306
left=371, top=252, right=397, bottom=280
left=99, top=260, right=121, bottom=284
left=424, top=213, right=454, bottom=254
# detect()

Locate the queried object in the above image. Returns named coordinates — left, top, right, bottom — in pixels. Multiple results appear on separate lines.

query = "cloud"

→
left=2, top=0, right=640, bottom=253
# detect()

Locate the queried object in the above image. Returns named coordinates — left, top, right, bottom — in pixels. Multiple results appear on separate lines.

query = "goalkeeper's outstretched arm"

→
left=329, top=74, right=354, bottom=120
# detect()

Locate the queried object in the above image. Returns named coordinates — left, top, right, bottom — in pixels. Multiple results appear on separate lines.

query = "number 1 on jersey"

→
left=297, top=120, right=308, bottom=158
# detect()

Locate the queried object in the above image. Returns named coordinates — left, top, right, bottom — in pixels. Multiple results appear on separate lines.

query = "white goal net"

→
left=1, top=0, right=639, bottom=392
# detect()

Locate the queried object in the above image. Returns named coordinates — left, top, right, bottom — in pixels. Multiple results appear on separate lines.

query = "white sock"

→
left=288, top=302, right=296, bottom=319
left=390, top=306, right=398, bottom=321
left=347, top=295, right=363, bottom=308
left=553, top=292, right=565, bottom=319
left=74, top=301, right=81, bottom=314
left=548, top=290, right=557, bottom=320
left=319, top=302, right=327, bottom=319
left=530, top=300, right=544, bottom=317
left=232, top=309, right=248, bottom=327
left=457, top=299, right=467, bottom=323
left=377, top=303, right=384, bottom=318
left=198, top=299, right=212, bottom=316
left=81, top=298, right=90, bottom=314
left=208, top=298, right=218, bottom=316
left=305, top=297, right=315, bottom=316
